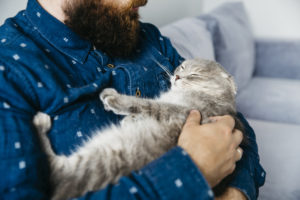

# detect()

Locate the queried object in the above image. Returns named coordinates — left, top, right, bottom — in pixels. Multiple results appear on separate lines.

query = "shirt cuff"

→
left=141, top=146, right=214, bottom=200
left=229, top=165, right=256, bottom=200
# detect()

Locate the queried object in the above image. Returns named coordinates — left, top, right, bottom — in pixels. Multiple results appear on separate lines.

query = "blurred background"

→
left=142, top=0, right=300, bottom=39
left=1, top=0, right=300, bottom=39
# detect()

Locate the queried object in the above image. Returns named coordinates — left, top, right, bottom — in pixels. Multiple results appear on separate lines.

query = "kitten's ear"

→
left=228, top=75, right=237, bottom=95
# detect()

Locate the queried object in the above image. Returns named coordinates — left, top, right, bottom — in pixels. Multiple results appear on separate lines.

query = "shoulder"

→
left=139, top=22, right=184, bottom=70
left=0, top=11, right=45, bottom=59
left=140, top=22, right=162, bottom=37
left=0, top=11, right=33, bottom=48
left=0, top=11, right=50, bottom=76
left=139, top=22, right=177, bottom=55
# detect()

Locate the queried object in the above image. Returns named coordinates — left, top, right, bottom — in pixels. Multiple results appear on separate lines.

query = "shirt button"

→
left=136, top=88, right=141, bottom=97
left=107, top=64, right=115, bottom=68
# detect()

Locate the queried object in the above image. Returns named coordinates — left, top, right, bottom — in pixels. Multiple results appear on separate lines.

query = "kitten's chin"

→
left=171, top=80, right=186, bottom=90
left=171, top=83, right=183, bottom=91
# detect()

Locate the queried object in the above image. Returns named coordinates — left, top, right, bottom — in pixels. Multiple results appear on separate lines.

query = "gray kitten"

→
left=33, top=58, right=242, bottom=200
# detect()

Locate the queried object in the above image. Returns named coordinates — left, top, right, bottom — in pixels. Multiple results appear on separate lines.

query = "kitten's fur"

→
left=33, top=58, right=243, bottom=200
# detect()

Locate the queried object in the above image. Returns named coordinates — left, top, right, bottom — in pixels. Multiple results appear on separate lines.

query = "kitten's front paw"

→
left=100, top=88, right=121, bottom=112
left=100, top=88, right=118, bottom=102
left=33, top=112, right=52, bottom=134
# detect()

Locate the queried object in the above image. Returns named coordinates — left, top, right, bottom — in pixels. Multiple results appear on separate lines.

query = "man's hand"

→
left=178, top=110, right=243, bottom=187
left=215, top=187, right=247, bottom=200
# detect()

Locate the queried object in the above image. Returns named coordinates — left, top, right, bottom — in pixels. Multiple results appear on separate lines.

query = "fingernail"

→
left=209, top=118, right=217, bottom=123
left=190, top=110, right=198, bottom=115
left=209, top=117, right=217, bottom=122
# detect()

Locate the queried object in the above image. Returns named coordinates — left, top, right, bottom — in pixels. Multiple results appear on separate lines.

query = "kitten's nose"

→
left=175, top=75, right=180, bottom=81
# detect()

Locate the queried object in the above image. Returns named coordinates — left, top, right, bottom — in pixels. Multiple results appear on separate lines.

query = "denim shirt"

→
left=0, top=0, right=265, bottom=199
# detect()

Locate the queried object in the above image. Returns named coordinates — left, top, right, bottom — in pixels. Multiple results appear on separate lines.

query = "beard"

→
left=63, top=0, right=147, bottom=58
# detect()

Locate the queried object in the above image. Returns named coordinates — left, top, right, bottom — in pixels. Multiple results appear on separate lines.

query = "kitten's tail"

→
left=33, top=112, right=56, bottom=158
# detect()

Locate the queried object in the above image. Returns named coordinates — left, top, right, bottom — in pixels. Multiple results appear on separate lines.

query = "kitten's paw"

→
left=100, top=88, right=122, bottom=112
left=100, top=88, right=118, bottom=102
left=33, top=112, right=52, bottom=134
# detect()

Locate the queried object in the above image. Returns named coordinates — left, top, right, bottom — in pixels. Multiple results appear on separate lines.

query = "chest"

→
left=38, top=41, right=175, bottom=155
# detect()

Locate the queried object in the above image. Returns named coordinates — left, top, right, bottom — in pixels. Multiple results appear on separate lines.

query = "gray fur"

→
left=33, top=58, right=239, bottom=200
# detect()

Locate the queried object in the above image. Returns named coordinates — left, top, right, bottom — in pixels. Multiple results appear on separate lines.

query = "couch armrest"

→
left=254, top=39, right=300, bottom=79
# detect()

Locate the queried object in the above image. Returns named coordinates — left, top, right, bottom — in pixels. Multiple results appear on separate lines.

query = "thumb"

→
left=184, top=110, right=202, bottom=127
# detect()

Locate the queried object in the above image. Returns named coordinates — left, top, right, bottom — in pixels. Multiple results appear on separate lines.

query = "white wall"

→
left=0, top=0, right=203, bottom=27
left=0, top=0, right=27, bottom=25
left=140, top=0, right=203, bottom=27
left=203, top=0, right=300, bottom=39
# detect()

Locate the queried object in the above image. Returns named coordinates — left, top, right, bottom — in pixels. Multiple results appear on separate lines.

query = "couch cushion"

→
left=248, top=119, right=300, bottom=200
left=255, top=39, right=300, bottom=79
left=160, top=17, right=215, bottom=60
left=237, top=77, right=300, bottom=124
left=200, top=2, right=255, bottom=91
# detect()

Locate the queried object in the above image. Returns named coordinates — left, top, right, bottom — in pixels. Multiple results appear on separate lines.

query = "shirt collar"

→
left=25, top=0, right=92, bottom=64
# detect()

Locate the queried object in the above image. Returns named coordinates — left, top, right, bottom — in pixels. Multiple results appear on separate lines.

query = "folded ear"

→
left=228, top=75, right=238, bottom=95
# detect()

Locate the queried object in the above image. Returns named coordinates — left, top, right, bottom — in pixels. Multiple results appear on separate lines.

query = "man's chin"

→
left=63, top=1, right=141, bottom=58
left=92, top=19, right=140, bottom=58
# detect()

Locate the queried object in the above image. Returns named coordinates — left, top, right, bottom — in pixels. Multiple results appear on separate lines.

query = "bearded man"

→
left=0, top=0, right=264, bottom=199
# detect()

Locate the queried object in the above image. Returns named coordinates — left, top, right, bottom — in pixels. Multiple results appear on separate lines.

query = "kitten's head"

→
left=171, top=59, right=237, bottom=97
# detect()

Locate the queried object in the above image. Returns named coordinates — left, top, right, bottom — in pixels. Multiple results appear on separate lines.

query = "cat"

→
left=33, top=58, right=244, bottom=200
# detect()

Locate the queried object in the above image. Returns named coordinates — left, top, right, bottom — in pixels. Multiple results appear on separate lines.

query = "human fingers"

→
left=232, top=129, right=243, bottom=148
left=183, top=110, right=202, bottom=127
left=235, top=147, right=243, bottom=161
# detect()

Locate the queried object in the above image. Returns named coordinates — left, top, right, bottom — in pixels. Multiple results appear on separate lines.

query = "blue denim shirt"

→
left=0, top=0, right=265, bottom=199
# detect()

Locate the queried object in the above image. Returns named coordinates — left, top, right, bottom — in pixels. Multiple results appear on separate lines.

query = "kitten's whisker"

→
left=181, top=81, right=193, bottom=86
left=162, top=72, right=171, bottom=79
left=162, top=68, right=172, bottom=78
left=150, top=56, right=173, bottom=77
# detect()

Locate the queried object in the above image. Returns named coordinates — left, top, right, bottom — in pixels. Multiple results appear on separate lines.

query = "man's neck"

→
left=37, top=0, right=66, bottom=23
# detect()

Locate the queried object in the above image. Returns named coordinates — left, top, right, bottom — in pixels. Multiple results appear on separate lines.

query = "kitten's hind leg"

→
left=33, top=112, right=51, bottom=134
left=33, top=112, right=55, bottom=157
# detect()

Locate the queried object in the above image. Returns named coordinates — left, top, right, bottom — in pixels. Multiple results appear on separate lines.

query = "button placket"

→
left=91, top=46, right=108, bottom=73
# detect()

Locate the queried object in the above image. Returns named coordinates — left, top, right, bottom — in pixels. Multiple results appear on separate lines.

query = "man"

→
left=0, top=0, right=265, bottom=199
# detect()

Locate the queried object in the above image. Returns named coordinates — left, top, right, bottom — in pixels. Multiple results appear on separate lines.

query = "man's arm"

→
left=77, top=147, right=213, bottom=200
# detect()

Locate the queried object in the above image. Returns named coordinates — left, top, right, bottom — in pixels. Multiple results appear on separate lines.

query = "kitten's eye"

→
left=180, top=65, right=185, bottom=70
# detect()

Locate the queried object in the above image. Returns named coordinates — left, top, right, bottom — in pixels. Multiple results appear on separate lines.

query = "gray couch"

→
left=160, top=2, right=300, bottom=200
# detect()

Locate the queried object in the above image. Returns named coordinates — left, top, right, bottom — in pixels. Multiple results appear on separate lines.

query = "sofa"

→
left=160, top=2, right=300, bottom=200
